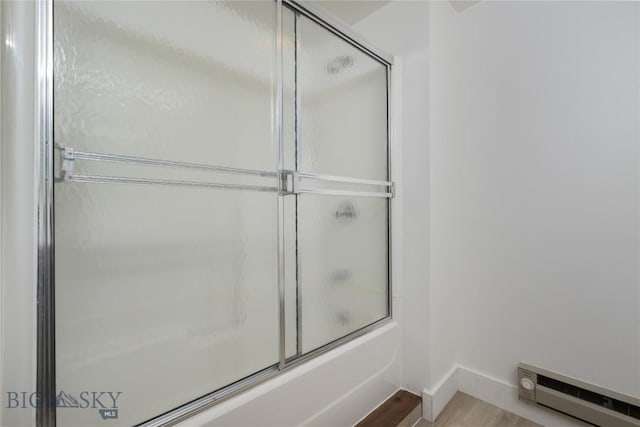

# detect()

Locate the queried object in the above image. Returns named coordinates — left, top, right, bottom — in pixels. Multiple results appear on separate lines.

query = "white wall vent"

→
left=518, top=363, right=640, bottom=427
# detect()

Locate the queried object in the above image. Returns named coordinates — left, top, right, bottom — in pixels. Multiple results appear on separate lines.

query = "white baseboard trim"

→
left=421, top=366, right=459, bottom=422
left=422, top=366, right=588, bottom=426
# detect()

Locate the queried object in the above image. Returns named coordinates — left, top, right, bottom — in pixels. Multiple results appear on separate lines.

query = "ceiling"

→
left=309, top=0, right=430, bottom=56
left=309, top=1, right=393, bottom=25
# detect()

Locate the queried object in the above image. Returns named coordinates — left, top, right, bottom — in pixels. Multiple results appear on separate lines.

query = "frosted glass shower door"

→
left=295, top=14, right=390, bottom=353
left=50, top=1, right=392, bottom=423
left=53, top=2, right=279, bottom=426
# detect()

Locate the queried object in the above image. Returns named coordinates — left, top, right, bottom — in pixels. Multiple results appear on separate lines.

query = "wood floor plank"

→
left=356, top=390, right=421, bottom=427
left=418, top=392, right=542, bottom=427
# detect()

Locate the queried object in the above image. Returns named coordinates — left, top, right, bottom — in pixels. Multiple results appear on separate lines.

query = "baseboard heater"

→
left=518, top=363, right=640, bottom=427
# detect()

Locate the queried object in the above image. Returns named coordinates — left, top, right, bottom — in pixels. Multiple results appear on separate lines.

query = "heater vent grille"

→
left=518, top=363, right=640, bottom=427
left=537, top=375, right=640, bottom=421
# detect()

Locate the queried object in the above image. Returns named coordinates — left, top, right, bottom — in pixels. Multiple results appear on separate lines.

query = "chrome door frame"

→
left=36, top=0, right=55, bottom=425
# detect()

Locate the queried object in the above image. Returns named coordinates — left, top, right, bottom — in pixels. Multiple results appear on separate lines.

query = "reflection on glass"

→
left=298, top=14, right=388, bottom=181
left=298, top=195, right=388, bottom=353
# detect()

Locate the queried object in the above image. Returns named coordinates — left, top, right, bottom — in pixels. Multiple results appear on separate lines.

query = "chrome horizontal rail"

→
left=55, top=147, right=394, bottom=197
left=58, top=145, right=278, bottom=178
left=297, top=172, right=392, bottom=187
left=63, top=174, right=391, bottom=197
left=67, top=174, right=279, bottom=192
left=284, top=0, right=393, bottom=66
left=296, top=188, right=392, bottom=198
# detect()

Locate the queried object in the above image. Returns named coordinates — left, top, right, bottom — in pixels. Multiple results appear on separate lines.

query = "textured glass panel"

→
left=54, top=0, right=276, bottom=171
left=283, top=6, right=297, bottom=172
left=298, top=195, right=388, bottom=353
left=298, top=15, right=388, bottom=181
left=55, top=184, right=279, bottom=427
left=54, top=1, right=278, bottom=425
left=284, top=196, right=298, bottom=359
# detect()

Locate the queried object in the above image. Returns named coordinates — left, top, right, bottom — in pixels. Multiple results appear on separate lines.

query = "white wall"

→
left=398, top=50, right=431, bottom=394
left=430, top=0, right=640, bottom=400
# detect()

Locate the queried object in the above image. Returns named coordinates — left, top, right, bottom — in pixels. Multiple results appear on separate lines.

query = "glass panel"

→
left=298, top=14, right=388, bottom=181
left=283, top=6, right=297, bottom=173
left=284, top=195, right=298, bottom=359
left=55, top=184, right=279, bottom=427
left=298, top=195, right=388, bottom=353
left=54, top=1, right=278, bottom=425
left=54, top=0, right=276, bottom=171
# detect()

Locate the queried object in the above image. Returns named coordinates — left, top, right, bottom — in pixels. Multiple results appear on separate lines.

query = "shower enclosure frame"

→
left=34, top=0, right=395, bottom=426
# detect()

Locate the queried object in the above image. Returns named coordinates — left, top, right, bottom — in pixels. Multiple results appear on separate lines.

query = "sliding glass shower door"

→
left=293, top=13, right=390, bottom=354
left=54, top=2, right=280, bottom=425
left=49, top=1, right=391, bottom=425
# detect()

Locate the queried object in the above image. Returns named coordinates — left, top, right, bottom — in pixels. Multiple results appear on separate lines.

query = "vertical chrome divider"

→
left=294, top=14, right=301, bottom=171
left=293, top=11, right=303, bottom=358
left=386, top=63, right=393, bottom=319
left=36, top=0, right=55, bottom=426
left=275, top=0, right=286, bottom=370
